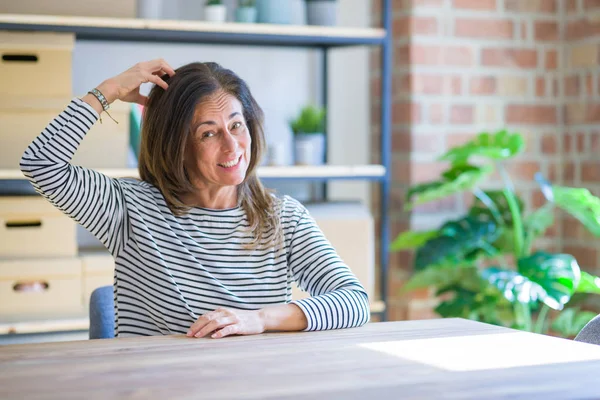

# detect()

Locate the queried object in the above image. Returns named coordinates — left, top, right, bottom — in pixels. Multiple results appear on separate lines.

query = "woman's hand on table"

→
left=187, top=307, right=265, bottom=339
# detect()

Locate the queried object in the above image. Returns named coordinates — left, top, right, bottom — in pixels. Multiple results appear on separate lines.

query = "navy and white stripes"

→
left=20, top=98, right=370, bottom=337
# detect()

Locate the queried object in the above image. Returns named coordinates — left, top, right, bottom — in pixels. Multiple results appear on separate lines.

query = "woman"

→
left=21, top=59, right=369, bottom=339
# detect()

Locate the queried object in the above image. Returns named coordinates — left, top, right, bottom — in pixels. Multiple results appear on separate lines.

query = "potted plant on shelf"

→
left=306, top=0, right=337, bottom=26
left=235, top=0, right=257, bottom=23
left=256, top=0, right=291, bottom=24
left=289, top=105, right=326, bottom=166
left=391, top=129, right=600, bottom=338
left=204, top=0, right=227, bottom=23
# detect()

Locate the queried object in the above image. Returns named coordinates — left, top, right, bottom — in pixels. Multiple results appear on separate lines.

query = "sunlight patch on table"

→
left=359, top=332, right=600, bottom=372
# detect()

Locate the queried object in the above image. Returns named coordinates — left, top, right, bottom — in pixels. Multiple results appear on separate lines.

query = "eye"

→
left=231, top=121, right=242, bottom=130
left=201, top=131, right=215, bottom=139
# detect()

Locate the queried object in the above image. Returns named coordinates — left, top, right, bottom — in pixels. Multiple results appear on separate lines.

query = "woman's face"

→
left=185, top=91, right=252, bottom=190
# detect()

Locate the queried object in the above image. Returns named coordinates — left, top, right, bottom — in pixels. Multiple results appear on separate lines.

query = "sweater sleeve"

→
left=19, top=98, right=130, bottom=256
left=289, top=205, right=370, bottom=331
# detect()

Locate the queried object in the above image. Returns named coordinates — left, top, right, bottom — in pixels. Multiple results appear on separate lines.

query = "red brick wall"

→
left=371, top=0, right=581, bottom=321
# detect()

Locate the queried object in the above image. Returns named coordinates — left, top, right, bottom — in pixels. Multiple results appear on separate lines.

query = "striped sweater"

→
left=20, top=98, right=370, bottom=337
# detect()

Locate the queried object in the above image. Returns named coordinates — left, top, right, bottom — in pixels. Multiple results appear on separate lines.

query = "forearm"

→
left=81, top=80, right=119, bottom=114
left=259, top=303, right=308, bottom=332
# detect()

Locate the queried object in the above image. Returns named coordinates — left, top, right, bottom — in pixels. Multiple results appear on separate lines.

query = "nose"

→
left=222, top=129, right=238, bottom=153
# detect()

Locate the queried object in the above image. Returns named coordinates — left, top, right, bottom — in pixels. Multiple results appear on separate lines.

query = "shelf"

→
left=0, top=14, right=386, bottom=48
left=0, top=165, right=386, bottom=182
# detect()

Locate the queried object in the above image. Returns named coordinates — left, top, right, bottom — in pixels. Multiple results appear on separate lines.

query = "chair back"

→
left=89, top=285, right=115, bottom=339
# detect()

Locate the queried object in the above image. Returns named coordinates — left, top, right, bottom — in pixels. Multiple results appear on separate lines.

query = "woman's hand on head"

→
left=97, top=59, right=176, bottom=106
left=186, top=307, right=265, bottom=339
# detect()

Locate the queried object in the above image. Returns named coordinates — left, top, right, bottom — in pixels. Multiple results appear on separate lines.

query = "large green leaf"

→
left=390, top=230, right=438, bottom=251
left=551, top=308, right=597, bottom=338
left=439, top=130, right=525, bottom=165
left=405, top=164, right=492, bottom=209
left=523, top=203, right=554, bottom=246
left=403, top=265, right=480, bottom=291
left=415, top=215, right=500, bottom=270
left=553, top=186, right=600, bottom=236
left=576, top=271, right=600, bottom=294
left=518, top=252, right=580, bottom=310
left=469, top=190, right=525, bottom=226
left=481, top=267, right=547, bottom=306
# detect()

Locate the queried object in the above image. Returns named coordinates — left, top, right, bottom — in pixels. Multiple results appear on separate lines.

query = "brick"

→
left=411, top=73, right=445, bottom=94
left=481, top=48, right=538, bottom=68
left=429, top=104, right=445, bottom=124
left=567, top=0, right=579, bottom=13
left=446, top=133, right=476, bottom=148
left=564, top=245, right=598, bottom=269
left=582, top=161, right=600, bottom=182
left=411, top=161, right=449, bottom=182
left=565, top=103, right=600, bottom=124
left=506, top=104, right=558, bottom=124
left=545, top=50, right=558, bottom=70
left=392, top=102, right=421, bottom=124
left=410, top=45, right=474, bottom=66
left=450, top=105, right=474, bottom=124
left=453, top=0, right=496, bottom=9
left=407, top=300, right=439, bottom=320
left=564, top=161, right=576, bottom=181
left=392, top=131, right=444, bottom=153
left=443, top=46, right=474, bottom=66
left=565, top=75, right=580, bottom=97
left=536, top=77, right=546, bottom=97
left=454, top=18, right=513, bottom=39
left=587, top=74, right=594, bottom=96
left=475, top=103, right=499, bottom=124
left=541, top=133, right=558, bottom=153
left=569, top=45, right=598, bottom=68
left=584, top=0, right=600, bottom=10
left=566, top=19, right=600, bottom=41
left=412, top=196, right=458, bottom=213
left=591, top=131, right=600, bottom=152
left=397, top=0, right=445, bottom=8
left=469, top=76, right=496, bottom=95
left=521, top=21, right=529, bottom=40
left=497, top=76, right=529, bottom=96
left=504, top=0, right=556, bottom=13
left=534, top=21, right=559, bottom=41
left=506, top=161, right=542, bottom=181
left=394, top=16, right=438, bottom=36
left=450, top=76, right=462, bottom=95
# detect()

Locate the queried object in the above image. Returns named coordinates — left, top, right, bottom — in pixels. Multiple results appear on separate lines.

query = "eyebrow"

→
left=196, top=112, right=242, bottom=127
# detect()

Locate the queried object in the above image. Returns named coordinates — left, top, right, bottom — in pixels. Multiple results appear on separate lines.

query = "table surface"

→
left=2, top=318, right=600, bottom=399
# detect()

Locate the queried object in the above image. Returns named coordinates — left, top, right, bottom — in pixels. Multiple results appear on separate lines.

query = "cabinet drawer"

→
left=0, top=31, right=73, bottom=98
left=0, top=98, right=130, bottom=170
left=0, top=258, right=83, bottom=320
left=0, top=197, right=77, bottom=258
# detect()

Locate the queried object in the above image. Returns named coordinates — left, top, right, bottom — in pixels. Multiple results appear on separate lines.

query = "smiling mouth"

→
left=218, top=155, right=241, bottom=168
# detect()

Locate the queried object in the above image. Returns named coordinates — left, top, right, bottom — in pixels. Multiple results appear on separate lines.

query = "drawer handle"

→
left=13, top=281, right=49, bottom=293
left=2, top=54, right=39, bottom=63
left=5, top=221, right=42, bottom=228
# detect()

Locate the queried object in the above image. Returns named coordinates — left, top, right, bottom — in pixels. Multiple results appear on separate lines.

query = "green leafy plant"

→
left=207, top=0, right=223, bottom=6
left=290, top=105, right=326, bottom=135
left=238, top=0, right=255, bottom=7
left=392, top=129, right=600, bottom=337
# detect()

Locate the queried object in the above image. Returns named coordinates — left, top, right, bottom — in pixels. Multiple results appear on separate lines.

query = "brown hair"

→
left=138, top=62, right=281, bottom=247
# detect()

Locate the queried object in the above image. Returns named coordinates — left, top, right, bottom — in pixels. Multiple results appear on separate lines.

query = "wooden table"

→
left=2, top=318, right=600, bottom=399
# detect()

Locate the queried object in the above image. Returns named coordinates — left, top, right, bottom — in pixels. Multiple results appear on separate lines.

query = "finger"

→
left=136, top=93, right=148, bottom=106
left=147, top=58, right=176, bottom=77
left=187, top=313, right=216, bottom=337
left=147, top=73, right=169, bottom=91
left=160, top=60, right=176, bottom=77
left=195, top=316, right=236, bottom=338
left=212, top=324, right=238, bottom=339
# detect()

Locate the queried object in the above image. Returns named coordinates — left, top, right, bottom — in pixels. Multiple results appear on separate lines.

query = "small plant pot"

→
left=235, top=6, right=257, bottom=23
left=306, top=0, right=337, bottom=26
left=257, top=0, right=291, bottom=24
left=204, top=4, right=227, bottom=23
left=294, top=133, right=325, bottom=166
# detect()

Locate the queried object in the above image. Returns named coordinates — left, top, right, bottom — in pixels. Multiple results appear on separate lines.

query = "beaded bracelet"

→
left=87, top=88, right=119, bottom=124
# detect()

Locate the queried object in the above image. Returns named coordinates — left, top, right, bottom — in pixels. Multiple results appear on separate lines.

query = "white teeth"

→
left=219, top=157, right=240, bottom=168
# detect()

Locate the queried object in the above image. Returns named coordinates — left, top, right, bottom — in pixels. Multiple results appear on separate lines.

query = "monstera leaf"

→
left=469, top=190, right=525, bottom=225
left=576, top=271, right=600, bottom=294
left=390, top=230, right=438, bottom=251
left=553, top=186, right=600, bottom=236
left=415, top=215, right=500, bottom=270
left=439, top=130, right=525, bottom=165
left=482, top=252, right=580, bottom=310
left=403, top=265, right=481, bottom=291
left=523, top=203, right=554, bottom=244
left=405, top=164, right=492, bottom=209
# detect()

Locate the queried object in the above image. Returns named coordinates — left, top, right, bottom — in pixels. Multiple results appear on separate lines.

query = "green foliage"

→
left=207, top=0, right=223, bottom=6
left=393, top=129, right=600, bottom=337
left=290, top=105, right=326, bottom=135
left=238, top=0, right=256, bottom=7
